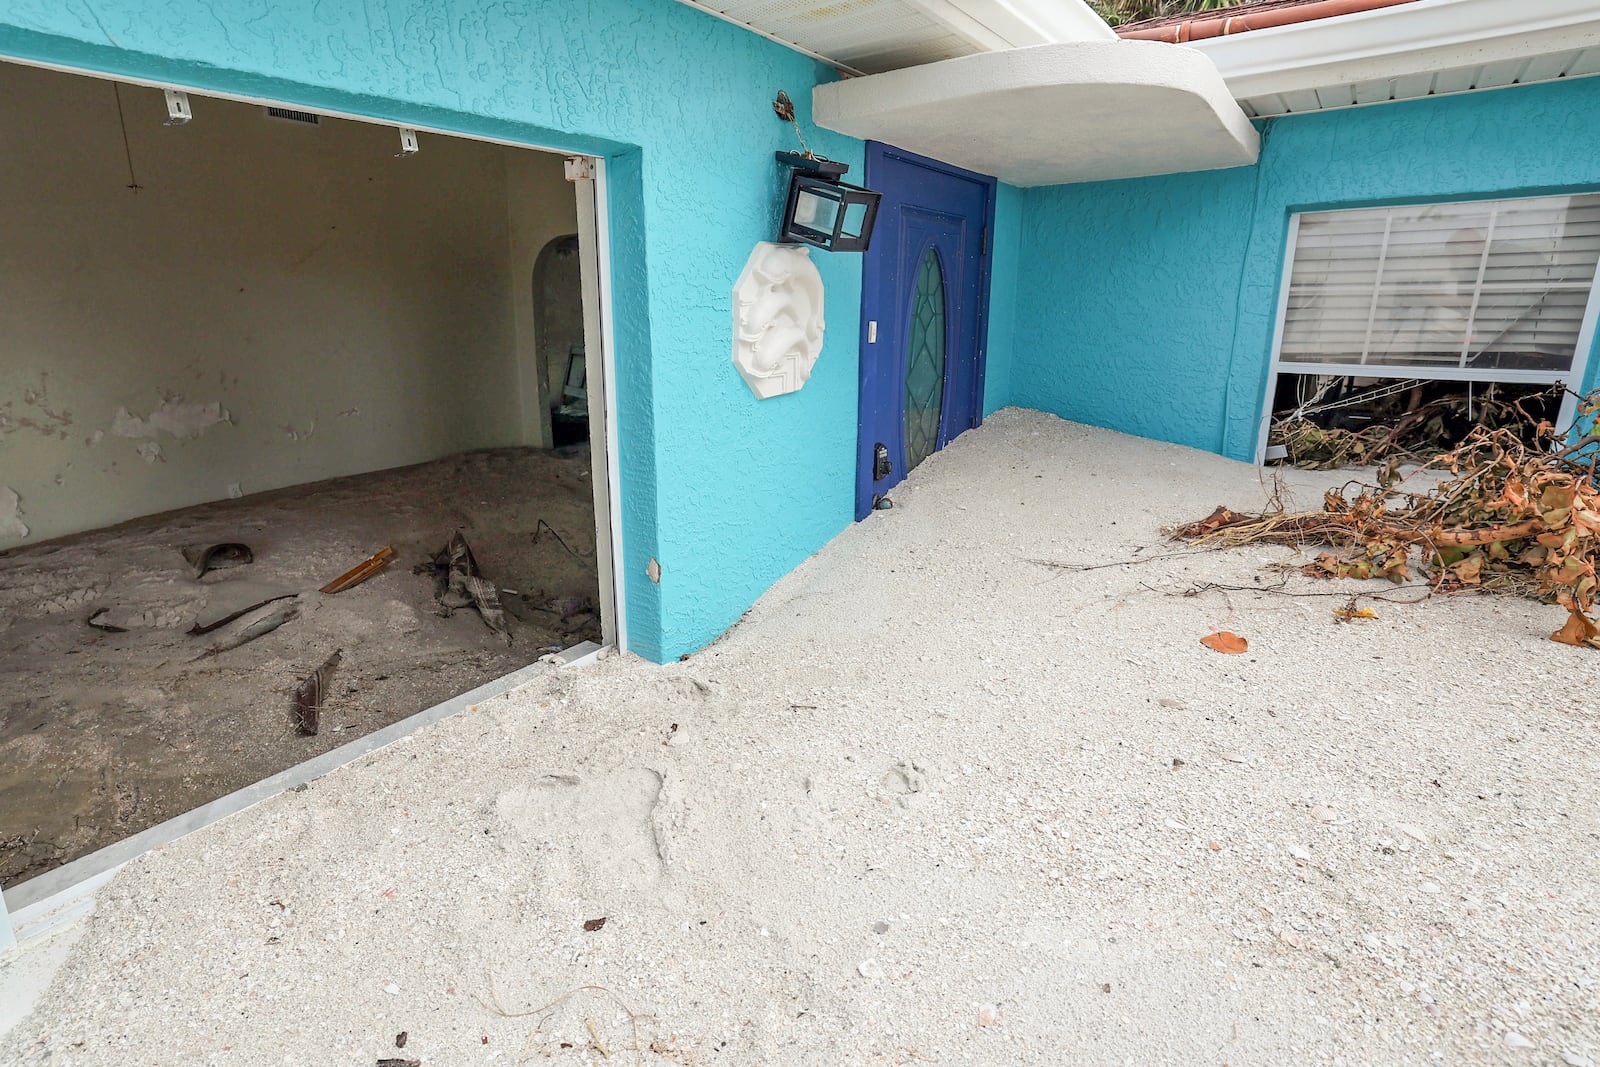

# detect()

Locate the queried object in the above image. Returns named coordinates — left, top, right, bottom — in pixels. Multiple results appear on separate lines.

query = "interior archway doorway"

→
left=533, top=234, right=588, bottom=447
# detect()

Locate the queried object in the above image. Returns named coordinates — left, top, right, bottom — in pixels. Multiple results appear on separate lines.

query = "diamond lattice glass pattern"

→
left=903, top=247, right=947, bottom=474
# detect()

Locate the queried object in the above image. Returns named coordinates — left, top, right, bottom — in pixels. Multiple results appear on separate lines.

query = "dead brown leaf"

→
left=1173, top=505, right=1246, bottom=540
left=1551, top=609, right=1599, bottom=648
left=1200, top=631, right=1248, bottom=654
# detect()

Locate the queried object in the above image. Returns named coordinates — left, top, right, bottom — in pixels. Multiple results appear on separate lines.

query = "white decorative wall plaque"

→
left=732, top=241, right=825, bottom=399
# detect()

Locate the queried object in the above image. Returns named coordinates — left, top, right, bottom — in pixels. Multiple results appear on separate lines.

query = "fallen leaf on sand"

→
left=1173, top=505, right=1246, bottom=539
left=1334, top=607, right=1378, bottom=621
left=582, top=917, right=607, bottom=932
left=1200, top=631, right=1248, bottom=654
left=1551, top=608, right=1599, bottom=648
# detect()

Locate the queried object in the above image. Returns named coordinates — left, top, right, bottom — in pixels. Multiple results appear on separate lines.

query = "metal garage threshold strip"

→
left=1, top=641, right=603, bottom=950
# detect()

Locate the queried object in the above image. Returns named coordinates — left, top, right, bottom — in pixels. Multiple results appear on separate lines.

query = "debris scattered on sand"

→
left=181, top=542, right=253, bottom=579
left=1268, top=381, right=1559, bottom=470
left=1175, top=401, right=1600, bottom=647
left=418, top=531, right=511, bottom=643
left=84, top=609, right=127, bottom=633
left=320, top=546, right=396, bottom=594
left=189, top=582, right=297, bottom=635
left=292, top=650, right=342, bottom=736
left=10, top=413, right=1595, bottom=1065
left=197, top=597, right=300, bottom=658
left=1, top=446, right=600, bottom=886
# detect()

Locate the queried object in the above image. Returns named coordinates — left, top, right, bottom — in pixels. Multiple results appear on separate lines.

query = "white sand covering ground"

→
left=4, top=409, right=1598, bottom=1066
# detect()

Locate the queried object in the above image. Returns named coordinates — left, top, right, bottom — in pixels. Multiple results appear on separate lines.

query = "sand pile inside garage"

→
left=0, top=446, right=600, bottom=888
left=4, top=409, right=1598, bottom=1066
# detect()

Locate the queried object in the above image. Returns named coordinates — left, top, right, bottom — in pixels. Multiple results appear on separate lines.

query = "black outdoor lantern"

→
left=776, top=150, right=881, bottom=253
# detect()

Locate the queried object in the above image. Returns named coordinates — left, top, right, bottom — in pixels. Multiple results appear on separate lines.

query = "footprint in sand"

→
left=493, top=767, right=668, bottom=889
left=879, top=759, right=927, bottom=796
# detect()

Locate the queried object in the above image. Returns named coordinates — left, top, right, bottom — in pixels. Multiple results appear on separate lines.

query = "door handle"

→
left=873, top=442, right=892, bottom=481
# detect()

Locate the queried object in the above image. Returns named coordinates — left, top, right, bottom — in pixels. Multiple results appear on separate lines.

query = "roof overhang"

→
left=1190, top=0, right=1600, bottom=116
left=813, top=41, right=1259, bottom=187
left=673, top=0, right=1113, bottom=76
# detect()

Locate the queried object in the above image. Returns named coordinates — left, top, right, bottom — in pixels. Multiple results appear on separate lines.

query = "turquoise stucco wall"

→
left=983, top=181, right=1024, bottom=415
left=0, top=0, right=869, bottom=661
left=1012, top=75, right=1600, bottom=462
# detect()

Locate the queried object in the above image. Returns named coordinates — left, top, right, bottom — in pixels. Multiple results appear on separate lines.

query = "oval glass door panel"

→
left=903, top=247, right=948, bottom=473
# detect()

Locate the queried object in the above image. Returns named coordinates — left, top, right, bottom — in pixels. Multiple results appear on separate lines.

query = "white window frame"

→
left=1257, top=195, right=1600, bottom=463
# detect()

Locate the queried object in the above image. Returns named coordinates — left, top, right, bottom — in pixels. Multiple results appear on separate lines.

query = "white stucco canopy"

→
left=688, top=0, right=1600, bottom=188
left=813, top=41, right=1260, bottom=187
left=676, top=0, right=1258, bottom=186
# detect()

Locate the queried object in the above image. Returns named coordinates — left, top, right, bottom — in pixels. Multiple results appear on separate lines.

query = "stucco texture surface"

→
left=0, top=0, right=865, bottom=661
left=983, top=182, right=1024, bottom=416
left=1012, top=75, right=1600, bottom=462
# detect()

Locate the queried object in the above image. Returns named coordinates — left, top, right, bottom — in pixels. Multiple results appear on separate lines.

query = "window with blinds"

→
left=1278, top=193, right=1600, bottom=376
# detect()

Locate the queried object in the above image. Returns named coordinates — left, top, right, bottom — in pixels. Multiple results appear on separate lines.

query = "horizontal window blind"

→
left=1280, top=193, right=1600, bottom=374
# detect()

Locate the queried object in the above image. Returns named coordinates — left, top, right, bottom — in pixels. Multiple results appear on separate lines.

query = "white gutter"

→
left=1189, top=0, right=1600, bottom=100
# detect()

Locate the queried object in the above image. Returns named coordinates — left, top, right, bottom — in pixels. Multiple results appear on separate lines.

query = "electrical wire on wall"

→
left=113, top=83, right=141, bottom=193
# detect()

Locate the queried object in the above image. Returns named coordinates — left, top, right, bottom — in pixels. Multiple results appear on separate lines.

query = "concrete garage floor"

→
left=4, top=409, right=1598, bottom=1066
left=0, top=446, right=601, bottom=890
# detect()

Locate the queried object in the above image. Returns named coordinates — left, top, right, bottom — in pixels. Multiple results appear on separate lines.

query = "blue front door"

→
left=856, top=143, right=996, bottom=519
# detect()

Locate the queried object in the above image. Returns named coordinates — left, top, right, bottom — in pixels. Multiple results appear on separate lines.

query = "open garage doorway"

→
left=0, top=61, right=621, bottom=897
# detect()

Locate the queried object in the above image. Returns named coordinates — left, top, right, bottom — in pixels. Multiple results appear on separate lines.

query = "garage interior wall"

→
left=0, top=60, right=576, bottom=550
left=1008, top=74, right=1600, bottom=463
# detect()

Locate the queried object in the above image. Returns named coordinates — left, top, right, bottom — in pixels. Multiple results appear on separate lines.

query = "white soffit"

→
left=675, top=0, right=1113, bottom=75
left=1190, top=0, right=1600, bottom=116
left=813, top=41, right=1259, bottom=187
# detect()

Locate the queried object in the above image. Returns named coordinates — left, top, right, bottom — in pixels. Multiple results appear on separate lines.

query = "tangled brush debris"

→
left=1270, top=384, right=1560, bottom=470
left=1176, top=394, right=1600, bottom=648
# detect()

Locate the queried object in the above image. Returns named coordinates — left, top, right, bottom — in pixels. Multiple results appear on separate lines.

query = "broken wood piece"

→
left=181, top=542, right=253, bottom=579
left=195, top=598, right=300, bottom=659
left=189, top=581, right=297, bottom=634
left=291, top=649, right=342, bottom=736
left=319, top=546, right=396, bottom=594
